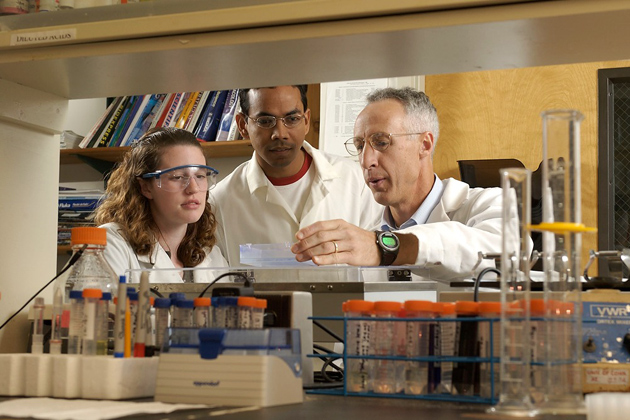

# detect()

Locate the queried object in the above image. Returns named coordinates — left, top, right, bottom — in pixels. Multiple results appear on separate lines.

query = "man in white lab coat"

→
left=292, top=87, right=510, bottom=280
left=209, top=85, right=383, bottom=265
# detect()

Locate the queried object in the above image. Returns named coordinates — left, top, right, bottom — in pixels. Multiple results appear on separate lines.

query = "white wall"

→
left=0, top=80, right=67, bottom=353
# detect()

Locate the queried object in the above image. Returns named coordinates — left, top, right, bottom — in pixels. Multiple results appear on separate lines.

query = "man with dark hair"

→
left=210, top=85, right=382, bottom=265
left=291, top=87, right=519, bottom=280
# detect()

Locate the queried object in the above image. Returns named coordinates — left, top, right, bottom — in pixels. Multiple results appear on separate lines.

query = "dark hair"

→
left=238, top=85, right=308, bottom=115
left=94, top=127, right=219, bottom=267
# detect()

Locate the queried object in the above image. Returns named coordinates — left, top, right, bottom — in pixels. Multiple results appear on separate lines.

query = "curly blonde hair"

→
left=94, top=127, right=218, bottom=267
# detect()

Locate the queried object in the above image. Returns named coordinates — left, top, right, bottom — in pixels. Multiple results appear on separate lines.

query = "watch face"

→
left=379, top=232, right=399, bottom=251
left=381, top=235, right=398, bottom=250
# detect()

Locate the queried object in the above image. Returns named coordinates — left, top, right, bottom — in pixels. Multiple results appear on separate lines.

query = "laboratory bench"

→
left=0, top=394, right=587, bottom=420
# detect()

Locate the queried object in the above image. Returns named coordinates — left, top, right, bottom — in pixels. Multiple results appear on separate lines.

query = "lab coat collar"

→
left=135, top=242, right=172, bottom=268
left=245, top=141, right=340, bottom=191
left=426, top=177, right=471, bottom=223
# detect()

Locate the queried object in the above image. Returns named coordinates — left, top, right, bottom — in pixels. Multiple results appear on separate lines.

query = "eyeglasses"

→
left=140, top=165, right=219, bottom=192
left=245, top=113, right=306, bottom=129
left=344, top=132, right=427, bottom=156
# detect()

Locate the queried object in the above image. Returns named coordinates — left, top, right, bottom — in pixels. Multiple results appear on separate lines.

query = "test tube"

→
left=432, top=302, right=456, bottom=394
left=31, top=297, right=45, bottom=354
left=49, top=288, right=63, bottom=354
left=537, top=109, right=586, bottom=415
left=193, top=297, right=211, bottom=328
left=97, top=292, right=111, bottom=355
left=113, top=275, right=127, bottom=358
left=478, top=302, right=501, bottom=401
left=127, top=290, right=139, bottom=349
left=488, top=167, right=534, bottom=415
left=252, top=298, right=266, bottom=329
left=403, top=300, right=434, bottom=395
left=237, top=297, right=256, bottom=329
left=372, top=301, right=402, bottom=394
left=212, top=297, right=225, bottom=328
left=172, top=299, right=194, bottom=328
left=224, top=297, right=239, bottom=329
left=154, top=297, right=171, bottom=352
left=452, top=301, right=480, bottom=396
left=344, top=300, right=374, bottom=393
left=82, top=288, right=103, bottom=356
left=67, top=290, right=84, bottom=354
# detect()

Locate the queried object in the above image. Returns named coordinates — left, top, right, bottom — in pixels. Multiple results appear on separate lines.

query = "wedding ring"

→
left=332, top=241, right=338, bottom=254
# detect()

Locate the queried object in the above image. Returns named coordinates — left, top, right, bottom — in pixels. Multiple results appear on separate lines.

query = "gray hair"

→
left=366, top=87, right=439, bottom=148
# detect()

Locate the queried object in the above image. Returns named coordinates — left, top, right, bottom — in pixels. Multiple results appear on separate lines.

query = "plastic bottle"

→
left=372, top=301, right=402, bottom=394
left=67, top=290, right=84, bottom=354
left=237, top=297, right=256, bottom=329
left=58, top=227, right=117, bottom=304
left=252, top=298, right=266, bottom=329
left=453, top=301, right=480, bottom=396
left=478, top=301, right=501, bottom=400
left=433, top=302, right=456, bottom=394
left=403, top=300, right=434, bottom=395
left=82, top=288, right=102, bottom=356
left=154, top=297, right=171, bottom=352
left=193, top=297, right=211, bottom=328
left=344, top=300, right=374, bottom=393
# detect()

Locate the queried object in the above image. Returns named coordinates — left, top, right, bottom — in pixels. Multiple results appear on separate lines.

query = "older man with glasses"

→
left=209, top=85, right=383, bottom=265
left=292, top=87, right=510, bottom=280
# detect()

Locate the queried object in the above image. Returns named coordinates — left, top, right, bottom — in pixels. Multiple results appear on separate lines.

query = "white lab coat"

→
left=399, top=177, right=511, bottom=281
left=100, top=222, right=228, bottom=283
left=209, top=141, right=383, bottom=265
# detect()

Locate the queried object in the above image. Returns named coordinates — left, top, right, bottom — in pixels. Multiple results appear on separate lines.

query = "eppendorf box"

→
left=154, top=327, right=303, bottom=407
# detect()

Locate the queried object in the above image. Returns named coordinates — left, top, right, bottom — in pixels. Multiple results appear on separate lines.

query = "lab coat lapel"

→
left=426, top=178, right=469, bottom=223
left=136, top=244, right=183, bottom=283
left=299, top=144, right=339, bottom=227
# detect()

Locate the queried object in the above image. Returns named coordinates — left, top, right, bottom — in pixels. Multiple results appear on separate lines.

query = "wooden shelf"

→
left=60, top=140, right=254, bottom=165
left=57, top=245, right=72, bottom=255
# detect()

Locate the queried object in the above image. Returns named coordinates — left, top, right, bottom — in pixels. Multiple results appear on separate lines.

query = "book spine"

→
left=195, top=90, right=229, bottom=142
left=58, top=198, right=101, bottom=211
left=169, top=92, right=190, bottom=127
left=79, top=98, right=119, bottom=149
left=151, top=93, right=175, bottom=129
left=96, top=96, right=129, bottom=148
left=119, top=95, right=152, bottom=147
left=186, top=91, right=211, bottom=133
left=215, top=89, right=239, bottom=142
left=161, top=93, right=183, bottom=128
left=182, top=92, right=204, bottom=130
left=108, top=96, right=139, bottom=147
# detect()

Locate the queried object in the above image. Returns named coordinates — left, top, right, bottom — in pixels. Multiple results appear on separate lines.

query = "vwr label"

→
left=585, top=367, right=629, bottom=386
left=11, top=29, right=77, bottom=47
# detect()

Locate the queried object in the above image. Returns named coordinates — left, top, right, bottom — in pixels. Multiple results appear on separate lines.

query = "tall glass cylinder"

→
left=489, top=167, right=533, bottom=415
left=537, top=109, right=585, bottom=415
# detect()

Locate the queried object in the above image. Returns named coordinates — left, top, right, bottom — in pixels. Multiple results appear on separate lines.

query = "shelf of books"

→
left=60, top=89, right=251, bottom=166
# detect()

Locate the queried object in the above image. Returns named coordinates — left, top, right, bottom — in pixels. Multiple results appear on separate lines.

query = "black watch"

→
left=375, top=230, right=400, bottom=266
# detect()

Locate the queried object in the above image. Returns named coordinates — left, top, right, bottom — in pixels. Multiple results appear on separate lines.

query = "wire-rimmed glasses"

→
left=344, top=132, right=427, bottom=156
left=245, top=113, right=306, bottom=129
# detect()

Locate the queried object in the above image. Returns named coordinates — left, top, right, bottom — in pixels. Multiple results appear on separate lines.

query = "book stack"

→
left=77, top=90, right=242, bottom=149
left=58, top=189, right=104, bottom=246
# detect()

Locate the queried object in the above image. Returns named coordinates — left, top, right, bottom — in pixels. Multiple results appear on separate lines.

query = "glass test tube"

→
left=31, top=297, right=45, bottom=354
left=404, top=300, right=434, bottom=395
left=82, top=288, right=103, bottom=356
left=67, top=290, right=84, bottom=354
left=537, top=109, right=585, bottom=415
left=489, top=167, right=534, bottom=415
left=344, top=300, right=374, bottom=393
left=372, top=301, right=402, bottom=394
